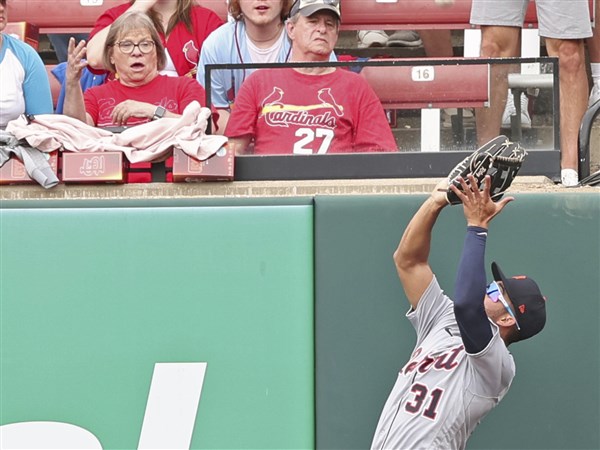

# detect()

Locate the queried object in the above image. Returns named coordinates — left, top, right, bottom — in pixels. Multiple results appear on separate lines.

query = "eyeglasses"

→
left=486, top=282, right=521, bottom=331
left=114, top=40, right=155, bottom=54
left=290, top=0, right=340, bottom=16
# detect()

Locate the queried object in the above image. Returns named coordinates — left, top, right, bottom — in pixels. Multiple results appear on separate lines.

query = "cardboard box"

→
left=4, top=22, right=39, bottom=50
left=172, top=145, right=234, bottom=182
left=61, top=152, right=125, bottom=183
left=0, top=151, right=59, bottom=185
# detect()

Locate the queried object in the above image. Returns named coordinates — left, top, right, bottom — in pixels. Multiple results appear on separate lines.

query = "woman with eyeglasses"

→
left=85, top=0, right=223, bottom=78
left=0, top=0, right=53, bottom=128
left=63, top=11, right=214, bottom=129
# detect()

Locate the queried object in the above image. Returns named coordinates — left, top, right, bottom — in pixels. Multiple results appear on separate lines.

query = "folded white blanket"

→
left=5, top=101, right=228, bottom=164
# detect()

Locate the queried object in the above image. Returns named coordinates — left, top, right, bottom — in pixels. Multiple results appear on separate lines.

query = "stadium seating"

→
left=7, top=0, right=594, bottom=33
left=8, top=0, right=594, bottom=155
left=360, top=60, right=489, bottom=110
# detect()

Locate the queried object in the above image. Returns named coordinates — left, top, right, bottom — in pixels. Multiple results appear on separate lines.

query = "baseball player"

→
left=371, top=175, right=547, bottom=449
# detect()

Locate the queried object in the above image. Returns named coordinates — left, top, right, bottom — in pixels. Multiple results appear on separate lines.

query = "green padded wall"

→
left=0, top=204, right=314, bottom=449
left=315, top=193, right=600, bottom=450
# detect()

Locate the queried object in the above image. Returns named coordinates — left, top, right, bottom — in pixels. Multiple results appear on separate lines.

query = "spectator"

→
left=197, top=0, right=337, bottom=132
left=0, top=0, right=53, bottom=127
left=63, top=11, right=214, bottom=129
left=470, top=0, right=592, bottom=186
left=587, top=0, right=600, bottom=107
left=197, top=0, right=294, bottom=132
left=224, top=0, right=397, bottom=155
left=49, top=34, right=89, bottom=63
left=85, top=0, right=223, bottom=78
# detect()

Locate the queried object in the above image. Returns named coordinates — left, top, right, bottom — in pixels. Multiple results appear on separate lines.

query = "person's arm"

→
left=450, top=175, right=514, bottom=353
left=86, top=1, right=156, bottom=70
left=394, top=180, right=449, bottom=309
left=215, top=109, right=230, bottom=135
left=63, top=38, right=93, bottom=125
left=21, top=46, right=53, bottom=115
left=227, top=136, right=252, bottom=155
left=222, top=75, right=258, bottom=153
left=196, top=29, right=234, bottom=112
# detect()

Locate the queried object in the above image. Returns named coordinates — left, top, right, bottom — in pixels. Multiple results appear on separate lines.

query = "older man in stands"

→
left=224, top=0, right=397, bottom=155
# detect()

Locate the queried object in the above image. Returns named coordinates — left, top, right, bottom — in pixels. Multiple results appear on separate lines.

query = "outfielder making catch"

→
left=371, top=175, right=547, bottom=449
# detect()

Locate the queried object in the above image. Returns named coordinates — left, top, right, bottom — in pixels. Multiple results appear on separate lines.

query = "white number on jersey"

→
left=293, top=128, right=334, bottom=155
left=404, top=383, right=444, bottom=420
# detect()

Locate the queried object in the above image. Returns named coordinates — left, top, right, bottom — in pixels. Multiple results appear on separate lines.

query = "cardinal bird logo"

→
left=182, top=40, right=199, bottom=68
left=317, top=88, right=344, bottom=116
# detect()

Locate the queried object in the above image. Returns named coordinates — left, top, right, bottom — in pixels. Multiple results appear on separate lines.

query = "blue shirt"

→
left=197, top=20, right=336, bottom=109
left=0, top=33, right=53, bottom=127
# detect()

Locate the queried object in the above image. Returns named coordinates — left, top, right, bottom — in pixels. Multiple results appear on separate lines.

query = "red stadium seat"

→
left=45, top=65, right=61, bottom=110
left=6, top=0, right=592, bottom=34
left=360, top=59, right=489, bottom=109
left=6, top=0, right=228, bottom=34
left=337, top=0, right=593, bottom=31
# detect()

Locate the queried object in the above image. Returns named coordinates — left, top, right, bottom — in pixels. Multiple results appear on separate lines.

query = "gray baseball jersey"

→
left=371, top=276, right=515, bottom=450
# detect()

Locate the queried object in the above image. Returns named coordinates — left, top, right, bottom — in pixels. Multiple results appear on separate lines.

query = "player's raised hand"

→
left=450, top=174, right=514, bottom=228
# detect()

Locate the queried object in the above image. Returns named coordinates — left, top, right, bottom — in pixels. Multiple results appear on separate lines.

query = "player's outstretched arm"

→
left=394, top=179, right=449, bottom=310
left=452, top=175, right=514, bottom=352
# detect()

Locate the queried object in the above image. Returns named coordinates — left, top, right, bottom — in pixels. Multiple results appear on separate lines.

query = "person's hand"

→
left=450, top=174, right=514, bottom=228
left=66, top=37, right=88, bottom=84
left=110, top=100, right=156, bottom=126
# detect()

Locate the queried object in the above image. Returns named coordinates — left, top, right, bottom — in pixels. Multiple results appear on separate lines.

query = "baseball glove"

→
left=446, top=135, right=527, bottom=205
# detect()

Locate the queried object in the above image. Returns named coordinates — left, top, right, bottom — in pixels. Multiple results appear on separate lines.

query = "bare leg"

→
left=420, top=29, right=453, bottom=57
left=475, top=26, right=521, bottom=146
left=586, top=0, right=600, bottom=104
left=545, top=37, right=589, bottom=174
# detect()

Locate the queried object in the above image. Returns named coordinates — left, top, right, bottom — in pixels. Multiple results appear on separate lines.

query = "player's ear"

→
left=497, top=314, right=516, bottom=329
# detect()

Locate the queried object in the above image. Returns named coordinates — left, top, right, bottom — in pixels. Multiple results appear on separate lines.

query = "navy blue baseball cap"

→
left=492, top=262, right=547, bottom=341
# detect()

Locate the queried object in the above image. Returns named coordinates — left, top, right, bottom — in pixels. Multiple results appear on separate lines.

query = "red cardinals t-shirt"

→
left=224, top=68, right=397, bottom=154
left=89, top=4, right=223, bottom=77
left=84, top=75, right=206, bottom=127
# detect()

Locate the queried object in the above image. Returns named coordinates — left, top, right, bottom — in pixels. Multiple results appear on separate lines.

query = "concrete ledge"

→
left=1, top=176, right=597, bottom=204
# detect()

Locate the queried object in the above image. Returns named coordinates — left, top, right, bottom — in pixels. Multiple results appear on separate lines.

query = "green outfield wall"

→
left=1, top=192, right=598, bottom=449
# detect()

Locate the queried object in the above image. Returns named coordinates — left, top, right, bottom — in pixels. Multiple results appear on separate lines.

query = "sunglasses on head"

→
left=486, top=281, right=521, bottom=331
